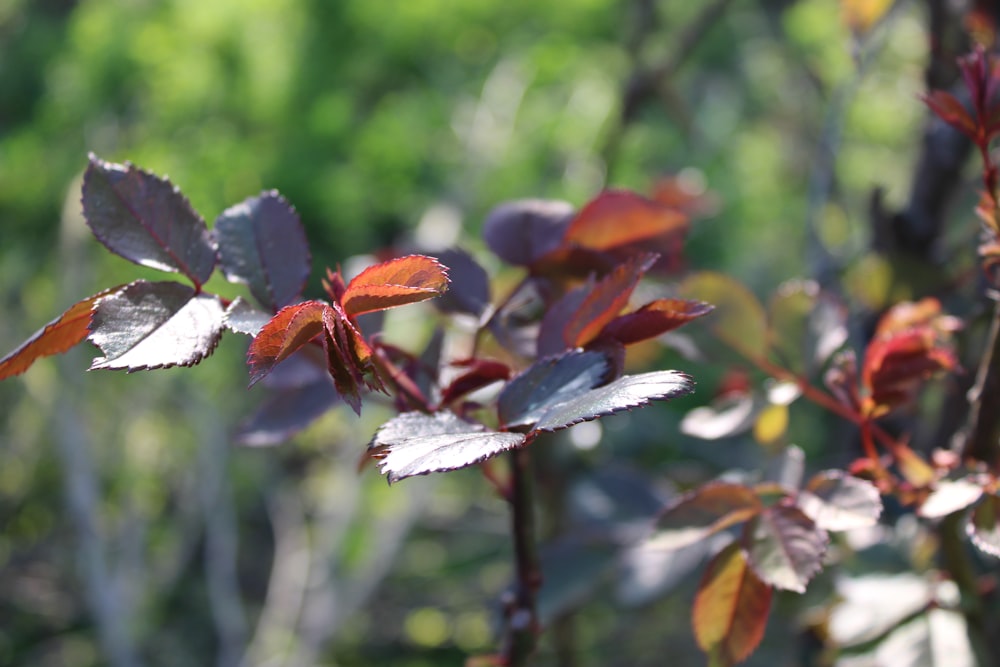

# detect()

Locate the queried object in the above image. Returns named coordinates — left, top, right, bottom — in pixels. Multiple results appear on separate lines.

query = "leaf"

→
left=434, top=248, right=492, bottom=319
left=536, top=278, right=594, bottom=357
left=679, top=272, right=768, bottom=358
left=841, top=0, right=894, bottom=35
left=224, top=297, right=273, bottom=337
left=651, top=482, right=763, bottom=551
left=321, top=303, right=383, bottom=414
left=88, top=280, right=225, bottom=371
left=752, top=403, right=788, bottom=446
left=692, top=542, right=772, bottom=666
left=923, top=90, right=977, bottom=140
left=214, top=190, right=310, bottom=311
left=744, top=506, right=828, bottom=593
left=767, top=280, right=847, bottom=372
left=561, top=253, right=658, bottom=348
left=235, top=378, right=339, bottom=446
left=967, top=493, right=1000, bottom=558
left=482, top=198, right=574, bottom=266
left=563, top=189, right=687, bottom=251
left=341, top=255, right=449, bottom=318
left=497, top=350, right=612, bottom=429
left=598, top=298, right=714, bottom=346
left=82, top=154, right=217, bottom=286
left=681, top=392, right=757, bottom=440
left=439, top=359, right=511, bottom=406
left=247, top=301, right=330, bottom=386
left=797, top=471, right=882, bottom=531
left=368, top=411, right=526, bottom=483
left=918, top=478, right=984, bottom=519
left=531, top=370, right=693, bottom=433
left=0, top=286, right=122, bottom=379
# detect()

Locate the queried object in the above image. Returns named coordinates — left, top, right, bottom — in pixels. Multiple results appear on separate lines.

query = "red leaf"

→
left=322, top=303, right=384, bottom=414
left=0, top=286, right=123, bottom=379
left=439, top=359, right=512, bottom=406
left=341, top=255, right=449, bottom=318
left=247, top=301, right=330, bottom=386
left=923, top=91, right=977, bottom=139
left=563, top=189, right=687, bottom=251
left=598, top=298, right=714, bottom=345
left=562, top=253, right=658, bottom=348
left=692, top=542, right=772, bottom=666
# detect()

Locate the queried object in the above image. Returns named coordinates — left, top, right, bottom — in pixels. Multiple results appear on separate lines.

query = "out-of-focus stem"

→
left=503, top=448, right=540, bottom=666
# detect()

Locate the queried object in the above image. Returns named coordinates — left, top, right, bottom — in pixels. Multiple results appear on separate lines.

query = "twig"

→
left=502, top=448, right=541, bottom=666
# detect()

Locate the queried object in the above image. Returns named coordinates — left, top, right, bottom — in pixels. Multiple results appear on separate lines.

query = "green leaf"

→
left=88, top=280, right=225, bottom=371
left=652, top=482, right=763, bottom=550
left=692, top=541, right=772, bottom=666
left=214, top=190, right=310, bottom=311
left=368, top=411, right=526, bottom=483
left=744, top=506, right=828, bottom=593
left=497, top=350, right=611, bottom=429
left=82, top=154, right=217, bottom=287
left=797, top=470, right=882, bottom=531
left=679, top=271, right=768, bottom=358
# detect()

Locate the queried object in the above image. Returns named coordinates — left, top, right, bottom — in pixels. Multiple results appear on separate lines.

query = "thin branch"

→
left=502, top=448, right=541, bottom=666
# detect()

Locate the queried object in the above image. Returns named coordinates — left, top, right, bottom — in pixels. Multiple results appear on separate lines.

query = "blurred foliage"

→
left=0, top=0, right=950, bottom=665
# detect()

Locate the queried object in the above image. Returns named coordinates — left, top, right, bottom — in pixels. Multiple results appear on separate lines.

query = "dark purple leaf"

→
left=368, top=411, right=526, bottom=483
left=967, top=493, right=1000, bottom=558
left=537, top=278, right=593, bottom=357
left=214, top=191, right=310, bottom=311
left=236, top=378, right=339, bottom=447
left=224, top=297, right=273, bottom=337
left=744, top=506, right=828, bottom=593
left=439, top=359, right=511, bottom=406
left=797, top=470, right=882, bottom=531
left=434, top=248, right=491, bottom=319
left=497, top=350, right=612, bottom=429
left=531, top=370, right=693, bottom=433
left=483, top=198, right=574, bottom=266
left=88, top=280, right=225, bottom=371
left=82, top=154, right=217, bottom=286
left=652, top=482, right=763, bottom=550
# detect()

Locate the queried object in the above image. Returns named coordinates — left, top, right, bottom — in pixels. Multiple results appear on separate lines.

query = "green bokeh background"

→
left=0, top=1, right=943, bottom=665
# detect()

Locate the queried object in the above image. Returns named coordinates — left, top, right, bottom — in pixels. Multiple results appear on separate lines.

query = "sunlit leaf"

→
left=895, top=445, right=936, bottom=488
left=681, top=392, right=756, bottom=440
left=341, top=255, right=448, bottom=317
left=224, top=297, right=272, bottom=337
left=692, top=542, right=772, bottom=666
left=797, top=470, right=882, bottom=531
left=214, top=190, right=310, bottom=311
left=482, top=198, right=574, bottom=266
left=531, top=370, right=693, bottom=433
left=247, top=300, right=329, bottom=386
left=652, top=482, right=763, bottom=551
left=599, top=298, right=713, bottom=347
left=829, top=573, right=934, bottom=647
left=89, top=280, right=225, bottom=371
left=498, top=350, right=611, bottom=428
left=562, top=253, right=658, bottom=348
left=918, top=478, right=984, bottom=519
left=439, top=359, right=511, bottom=406
left=369, top=411, right=526, bottom=483
left=563, top=189, right=687, bottom=251
left=679, top=272, right=768, bottom=358
left=434, top=248, right=491, bottom=319
left=82, top=154, right=217, bottom=286
left=841, top=0, right=894, bottom=35
left=744, top=506, right=828, bottom=593
left=0, top=286, right=122, bottom=379
left=967, top=493, right=1000, bottom=558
